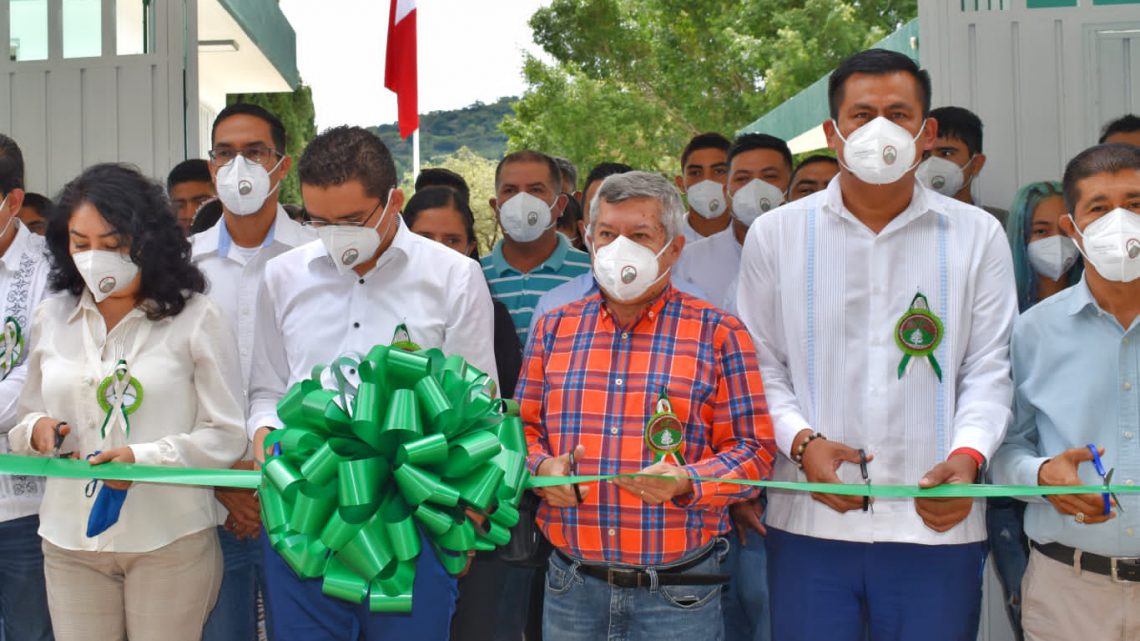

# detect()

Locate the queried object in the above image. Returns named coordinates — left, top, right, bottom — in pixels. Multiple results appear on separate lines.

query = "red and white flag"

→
left=385, top=0, right=418, bottom=139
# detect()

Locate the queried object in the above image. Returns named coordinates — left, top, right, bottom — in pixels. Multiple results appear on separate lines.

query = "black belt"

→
left=554, top=546, right=729, bottom=588
left=1032, top=540, right=1140, bottom=582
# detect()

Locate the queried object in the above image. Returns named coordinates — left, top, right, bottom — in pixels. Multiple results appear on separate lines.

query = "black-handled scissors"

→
left=1086, top=444, right=1123, bottom=515
left=858, top=448, right=873, bottom=513
left=567, top=448, right=585, bottom=505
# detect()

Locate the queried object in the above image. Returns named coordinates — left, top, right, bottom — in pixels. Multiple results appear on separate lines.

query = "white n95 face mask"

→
left=592, top=235, right=671, bottom=303
left=916, top=156, right=971, bottom=196
left=731, top=179, right=786, bottom=227
left=72, top=250, right=140, bottom=302
left=498, top=192, right=554, bottom=243
left=216, top=155, right=283, bottom=216
left=1069, top=208, right=1140, bottom=283
left=1026, top=235, right=1079, bottom=281
left=836, top=116, right=925, bottom=185
left=317, top=194, right=396, bottom=275
left=686, top=180, right=728, bottom=219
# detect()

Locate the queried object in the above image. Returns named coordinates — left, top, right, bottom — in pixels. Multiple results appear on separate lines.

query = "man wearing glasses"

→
left=247, top=125, right=497, bottom=641
left=190, top=103, right=315, bottom=641
left=992, top=143, right=1140, bottom=641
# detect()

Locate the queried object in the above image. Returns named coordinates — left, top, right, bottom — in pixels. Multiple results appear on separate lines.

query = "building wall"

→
left=919, top=0, right=1140, bottom=213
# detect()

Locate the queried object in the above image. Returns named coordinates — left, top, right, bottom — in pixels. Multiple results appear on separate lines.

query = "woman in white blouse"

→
left=8, top=164, right=247, bottom=641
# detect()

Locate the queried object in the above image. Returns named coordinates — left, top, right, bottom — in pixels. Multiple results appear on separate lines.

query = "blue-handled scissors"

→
left=1086, top=444, right=1123, bottom=516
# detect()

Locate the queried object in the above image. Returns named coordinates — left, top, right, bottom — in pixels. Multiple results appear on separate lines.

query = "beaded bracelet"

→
left=792, top=432, right=826, bottom=470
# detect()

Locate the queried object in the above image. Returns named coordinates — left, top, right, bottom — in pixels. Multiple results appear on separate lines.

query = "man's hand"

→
left=613, top=460, right=692, bottom=505
left=535, top=445, right=588, bottom=508
left=915, top=453, right=980, bottom=532
left=252, top=427, right=273, bottom=468
left=89, top=447, right=135, bottom=490
left=795, top=429, right=871, bottom=513
left=217, top=460, right=261, bottom=539
left=1038, top=447, right=1115, bottom=524
left=730, top=498, right=766, bottom=543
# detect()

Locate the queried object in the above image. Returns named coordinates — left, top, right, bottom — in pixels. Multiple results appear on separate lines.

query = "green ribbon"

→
left=5, top=453, right=1140, bottom=500
left=895, top=293, right=944, bottom=382
left=260, top=344, right=528, bottom=613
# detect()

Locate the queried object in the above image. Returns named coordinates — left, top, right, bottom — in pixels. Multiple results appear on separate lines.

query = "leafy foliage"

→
left=374, top=98, right=515, bottom=181
left=227, top=84, right=318, bottom=206
left=501, top=0, right=917, bottom=174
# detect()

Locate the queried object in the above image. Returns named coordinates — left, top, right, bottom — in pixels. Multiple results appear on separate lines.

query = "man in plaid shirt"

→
left=517, top=171, right=776, bottom=641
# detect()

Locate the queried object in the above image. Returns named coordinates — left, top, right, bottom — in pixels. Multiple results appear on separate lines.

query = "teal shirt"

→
left=480, top=234, right=591, bottom=347
left=992, top=277, right=1140, bottom=557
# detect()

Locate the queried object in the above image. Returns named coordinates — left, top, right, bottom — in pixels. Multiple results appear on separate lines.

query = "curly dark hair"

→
left=46, top=163, right=206, bottom=320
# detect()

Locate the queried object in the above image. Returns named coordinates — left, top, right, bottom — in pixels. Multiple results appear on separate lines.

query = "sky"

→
left=279, top=0, right=552, bottom=131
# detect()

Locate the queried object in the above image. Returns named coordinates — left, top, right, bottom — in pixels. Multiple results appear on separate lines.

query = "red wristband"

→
left=949, top=447, right=985, bottom=469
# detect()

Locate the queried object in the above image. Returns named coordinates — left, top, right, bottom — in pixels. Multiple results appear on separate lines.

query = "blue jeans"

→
left=722, top=525, right=769, bottom=641
left=261, top=532, right=457, bottom=641
left=986, top=498, right=1027, bottom=641
left=543, top=541, right=728, bottom=641
left=201, top=527, right=263, bottom=641
left=0, top=515, right=53, bottom=641
left=767, top=528, right=985, bottom=641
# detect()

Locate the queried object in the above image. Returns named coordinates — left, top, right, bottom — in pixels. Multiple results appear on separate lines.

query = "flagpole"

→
left=412, top=128, right=421, bottom=180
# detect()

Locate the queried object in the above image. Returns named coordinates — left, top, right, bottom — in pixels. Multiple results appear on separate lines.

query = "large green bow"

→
left=260, top=345, right=528, bottom=613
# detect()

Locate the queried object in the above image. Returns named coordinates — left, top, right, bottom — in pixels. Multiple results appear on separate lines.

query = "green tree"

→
left=402, top=146, right=502, bottom=256
left=227, top=83, right=317, bottom=205
left=502, top=0, right=916, bottom=174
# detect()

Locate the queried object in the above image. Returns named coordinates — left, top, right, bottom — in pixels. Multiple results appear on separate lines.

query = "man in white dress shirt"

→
left=248, top=125, right=497, bottom=641
left=192, top=103, right=315, bottom=641
left=0, top=133, right=53, bottom=641
left=737, top=49, right=1017, bottom=641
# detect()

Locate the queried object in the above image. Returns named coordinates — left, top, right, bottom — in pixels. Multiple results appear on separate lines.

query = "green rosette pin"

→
left=98, top=358, right=143, bottom=438
left=894, top=292, right=943, bottom=382
left=645, top=391, right=685, bottom=465
left=260, top=337, right=529, bottom=613
left=0, top=316, right=23, bottom=382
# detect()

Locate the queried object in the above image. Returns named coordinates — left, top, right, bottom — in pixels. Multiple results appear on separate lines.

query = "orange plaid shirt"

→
left=518, top=287, right=776, bottom=566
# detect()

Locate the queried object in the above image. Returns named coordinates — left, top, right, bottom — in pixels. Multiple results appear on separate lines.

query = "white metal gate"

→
left=0, top=0, right=197, bottom=195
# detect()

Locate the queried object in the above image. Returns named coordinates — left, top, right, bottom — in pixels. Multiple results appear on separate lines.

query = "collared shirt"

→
left=0, top=224, right=51, bottom=522
left=528, top=272, right=709, bottom=335
left=9, top=293, right=247, bottom=552
left=191, top=206, right=315, bottom=388
left=674, top=227, right=742, bottom=311
left=738, top=178, right=1017, bottom=545
left=481, top=234, right=590, bottom=347
left=680, top=215, right=707, bottom=244
left=992, top=278, right=1140, bottom=557
left=519, top=286, right=775, bottom=566
left=248, top=219, right=498, bottom=438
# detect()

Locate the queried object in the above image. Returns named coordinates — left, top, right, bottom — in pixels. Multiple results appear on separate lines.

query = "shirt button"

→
left=608, top=529, right=615, bottom=536
left=358, top=279, right=365, bottom=285
left=1124, top=337, right=1131, bottom=345
left=610, top=427, right=618, bottom=435
left=1126, top=431, right=1135, bottom=440
left=1125, top=382, right=1133, bottom=391
left=648, top=311, right=655, bottom=319
left=1128, top=528, right=1135, bottom=537
left=1127, top=479, right=1135, bottom=487
left=83, top=376, right=94, bottom=386
left=353, top=322, right=360, bottom=329
left=615, top=378, right=623, bottom=386
left=621, top=332, right=628, bottom=340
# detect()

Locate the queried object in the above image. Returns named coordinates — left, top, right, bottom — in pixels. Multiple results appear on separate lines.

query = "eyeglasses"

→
left=301, top=199, right=384, bottom=229
left=207, top=145, right=282, bottom=167
left=1087, top=443, right=1123, bottom=515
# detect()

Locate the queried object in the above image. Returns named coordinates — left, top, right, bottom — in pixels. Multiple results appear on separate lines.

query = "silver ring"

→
left=1075, top=512, right=1086, bottom=523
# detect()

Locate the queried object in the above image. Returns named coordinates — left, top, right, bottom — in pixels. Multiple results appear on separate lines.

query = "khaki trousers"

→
left=42, top=528, right=222, bottom=641
left=1022, top=546, right=1140, bottom=641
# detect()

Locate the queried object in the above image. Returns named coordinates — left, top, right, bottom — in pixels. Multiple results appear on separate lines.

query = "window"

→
left=62, top=0, right=102, bottom=58
left=9, top=0, right=48, bottom=61
left=116, top=0, right=153, bottom=55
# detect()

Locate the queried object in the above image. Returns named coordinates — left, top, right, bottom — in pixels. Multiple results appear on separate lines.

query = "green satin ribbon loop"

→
left=256, top=343, right=528, bottom=613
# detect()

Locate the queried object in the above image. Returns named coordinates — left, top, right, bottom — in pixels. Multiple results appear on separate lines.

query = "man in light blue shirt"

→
left=992, top=143, right=1140, bottom=641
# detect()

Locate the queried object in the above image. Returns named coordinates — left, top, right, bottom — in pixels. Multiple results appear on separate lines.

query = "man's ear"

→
left=971, top=153, right=987, bottom=178
left=3, top=188, right=25, bottom=215
left=1059, top=210, right=1077, bottom=240
left=275, top=155, right=293, bottom=182
left=386, top=187, right=406, bottom=214
left=919, top=117, right=939, bottom=153
left=823, top=119, right=839, bottom=153
left=551, top=192, right=568, bottom=219
left=674, top=174, right=686, bottom=193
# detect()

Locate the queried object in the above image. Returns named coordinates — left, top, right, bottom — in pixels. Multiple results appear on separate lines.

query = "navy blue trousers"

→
left=261, top=533, right=457, bottom=641
left=766, top=527, right=985, bottom=641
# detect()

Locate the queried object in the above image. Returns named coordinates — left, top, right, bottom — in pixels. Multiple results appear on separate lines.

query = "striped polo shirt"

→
left=481, top=234, right=591, bottom=346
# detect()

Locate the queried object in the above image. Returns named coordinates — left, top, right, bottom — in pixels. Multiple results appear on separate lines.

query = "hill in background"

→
left=372, top=97, right=515, bottom=179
